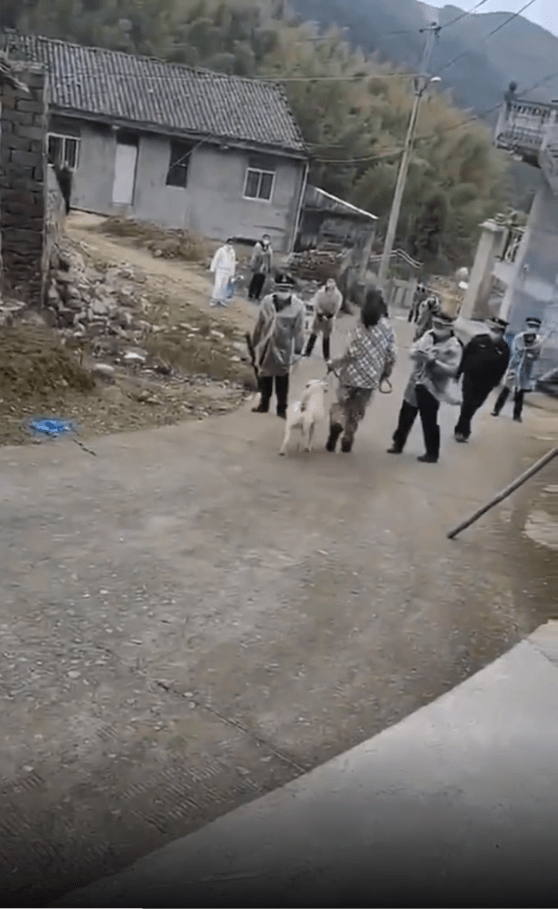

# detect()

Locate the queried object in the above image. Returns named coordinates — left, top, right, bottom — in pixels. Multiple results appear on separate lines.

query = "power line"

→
left=440, top=0, right=491, bottom=31
left=414, top=66, right=558, bottom=148
left=310, top=61, right=558, bottom=164
left=261, top=72, right=418, bottom=82
left=433, top=0, right=538, bottom=78
left=484, top=0, right=537, bottom=38
left=312, top=148, right=404, bottom=165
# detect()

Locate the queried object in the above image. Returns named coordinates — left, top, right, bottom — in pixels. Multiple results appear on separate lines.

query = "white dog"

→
left=279, top=378, right=329, bottom=456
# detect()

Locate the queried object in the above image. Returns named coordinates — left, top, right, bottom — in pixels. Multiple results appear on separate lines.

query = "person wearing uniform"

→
left=454, top=317, right=510, bottom=442
left=492, top=316, right=544, bottom=422
left=251, top=273, right=305, bottom=419
left=388, top=311, right=462, bottom=464
left=414, top=295, right=441, bottom=341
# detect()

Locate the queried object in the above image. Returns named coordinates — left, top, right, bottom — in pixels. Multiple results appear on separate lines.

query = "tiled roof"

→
left=2, top=33, right=307, bottom=156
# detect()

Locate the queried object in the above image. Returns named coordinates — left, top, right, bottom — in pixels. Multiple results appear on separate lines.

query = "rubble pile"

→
left=46, top=240, right=152, bottom=341
left=287, top=249, right=344, bottom=283
left=100, top=216, right=209, bottom=262
left=0, top=295, right=27, bottom=327
left=0, top=324, right=94, bottom=401
left=0, top=233, right=255, bottom=446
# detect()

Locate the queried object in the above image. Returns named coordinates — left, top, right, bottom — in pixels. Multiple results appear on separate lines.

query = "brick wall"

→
left=0, top=62, right=49, bottom=304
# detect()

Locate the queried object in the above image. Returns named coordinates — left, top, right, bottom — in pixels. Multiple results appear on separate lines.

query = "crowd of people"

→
left=208, top=238, right=548, bottom=459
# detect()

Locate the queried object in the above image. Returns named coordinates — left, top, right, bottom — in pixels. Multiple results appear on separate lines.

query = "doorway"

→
left=112, top=131, right=139, bottom=206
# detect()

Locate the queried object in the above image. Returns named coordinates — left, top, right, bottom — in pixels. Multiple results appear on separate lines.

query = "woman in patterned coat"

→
left=326, top=289, right=396, bottom=454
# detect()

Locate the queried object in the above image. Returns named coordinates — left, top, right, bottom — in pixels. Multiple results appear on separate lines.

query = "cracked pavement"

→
left=0, top=317, right=556, bottom=906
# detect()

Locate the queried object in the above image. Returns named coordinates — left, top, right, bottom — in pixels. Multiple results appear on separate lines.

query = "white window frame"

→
left=47, top=133, right=80, bottom=170
left=243, top=166, right=275, bottom=202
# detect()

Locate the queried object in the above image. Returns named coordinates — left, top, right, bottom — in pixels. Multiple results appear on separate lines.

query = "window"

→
left=166, top=141, right=192, bottom=188
left=47, top=134, right=80, bottom=170
left=243, top=166, right=275, bottom=201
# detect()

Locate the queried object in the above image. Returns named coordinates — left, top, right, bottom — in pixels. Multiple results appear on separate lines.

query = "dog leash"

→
left=326, top=364, right=392, bottom=394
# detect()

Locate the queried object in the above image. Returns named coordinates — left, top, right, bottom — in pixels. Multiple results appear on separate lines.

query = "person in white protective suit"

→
left=209, top=238, right=236, bottom=307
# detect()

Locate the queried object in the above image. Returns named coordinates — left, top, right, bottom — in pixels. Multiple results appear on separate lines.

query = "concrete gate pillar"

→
left=499, top=180, right=558, bottom=334
left=461, top=219, right=505, bottom=320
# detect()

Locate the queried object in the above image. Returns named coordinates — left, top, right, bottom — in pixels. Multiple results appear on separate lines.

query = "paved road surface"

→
left=0, top=316, right=555, bottom=905
left=56, top=621, right=558, bottom=908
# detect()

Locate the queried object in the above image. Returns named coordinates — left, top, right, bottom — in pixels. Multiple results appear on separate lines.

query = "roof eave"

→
left=51, top=105, right=308, bottom=160
left=303, top=207, right=378, bottom=222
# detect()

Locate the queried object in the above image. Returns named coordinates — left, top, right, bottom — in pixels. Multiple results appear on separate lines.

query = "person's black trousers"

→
left=248, top=273, right=266, bottom=300
left=257, top=374, right=289, bottom=416
left=454, top=376, right=492, bottom=439
left=304, top=333, right=330, bottom=361
left=392, top=384, right=440, bottom=460
left=493, top=385, right=525, bottom=420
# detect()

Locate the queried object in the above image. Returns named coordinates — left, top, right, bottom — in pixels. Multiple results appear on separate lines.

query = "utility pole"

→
left=377, top=21, right=441, bottom=292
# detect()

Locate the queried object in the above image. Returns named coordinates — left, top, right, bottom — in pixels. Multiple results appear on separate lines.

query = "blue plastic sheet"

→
left=27, top=418, right=96, bottom=455
left=29, top=418, right=76, bottom=437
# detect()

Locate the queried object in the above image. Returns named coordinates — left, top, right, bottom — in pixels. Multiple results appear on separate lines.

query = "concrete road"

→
left=0, top=316, right=554, bottom=905
left=56, top=622, right=558, bottom=908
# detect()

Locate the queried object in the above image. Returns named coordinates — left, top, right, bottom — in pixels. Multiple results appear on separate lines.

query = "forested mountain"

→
left=4, top=0, right=549, bottom=267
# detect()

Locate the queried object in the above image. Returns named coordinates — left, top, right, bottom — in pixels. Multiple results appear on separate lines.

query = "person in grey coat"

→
left=251, top=273, right=305, bottom=419
left=388, top=311, right=463, bottom=463
left=248, top=234, right=273, bottom=301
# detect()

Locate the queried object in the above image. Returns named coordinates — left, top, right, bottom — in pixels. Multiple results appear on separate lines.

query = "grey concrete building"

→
left=1, top=33, right=308, bottom=252
left=493, top=90, right=558, bottom=371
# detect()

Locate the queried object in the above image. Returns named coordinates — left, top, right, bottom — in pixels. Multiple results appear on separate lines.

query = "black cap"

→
left=431, top=310, right=455, bottom=325
left=275, top=272, right=295, bottom=288
left=487, top=316, right=509, bottom=330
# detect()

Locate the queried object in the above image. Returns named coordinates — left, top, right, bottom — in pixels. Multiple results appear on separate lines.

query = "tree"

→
left=8, top=0, right=509, bottom=265
left=409, top=192, right=449, bottom=263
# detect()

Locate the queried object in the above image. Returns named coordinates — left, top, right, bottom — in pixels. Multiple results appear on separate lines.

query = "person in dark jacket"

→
left=454, top=317, right=510, bottom=442
left=54, top=163, right=73, bottom=215
left=409, top=283, right=427, bottom=323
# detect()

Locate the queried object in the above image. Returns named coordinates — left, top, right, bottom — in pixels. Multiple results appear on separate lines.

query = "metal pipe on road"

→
left=447, top=447, right=558, bottom=540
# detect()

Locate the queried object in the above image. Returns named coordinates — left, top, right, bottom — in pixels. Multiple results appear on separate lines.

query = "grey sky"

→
left=425, top=0, right=557, bottom=36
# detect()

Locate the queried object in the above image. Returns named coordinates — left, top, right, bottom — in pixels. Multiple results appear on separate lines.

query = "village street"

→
left=1, top=299, right=558, bottom=905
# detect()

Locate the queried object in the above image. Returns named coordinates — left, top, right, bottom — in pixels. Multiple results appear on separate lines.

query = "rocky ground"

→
left=0, top=213, right=266, bottom=447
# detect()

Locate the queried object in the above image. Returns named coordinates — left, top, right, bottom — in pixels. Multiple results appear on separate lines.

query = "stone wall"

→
left=0, top=62, right=49, bottom=304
